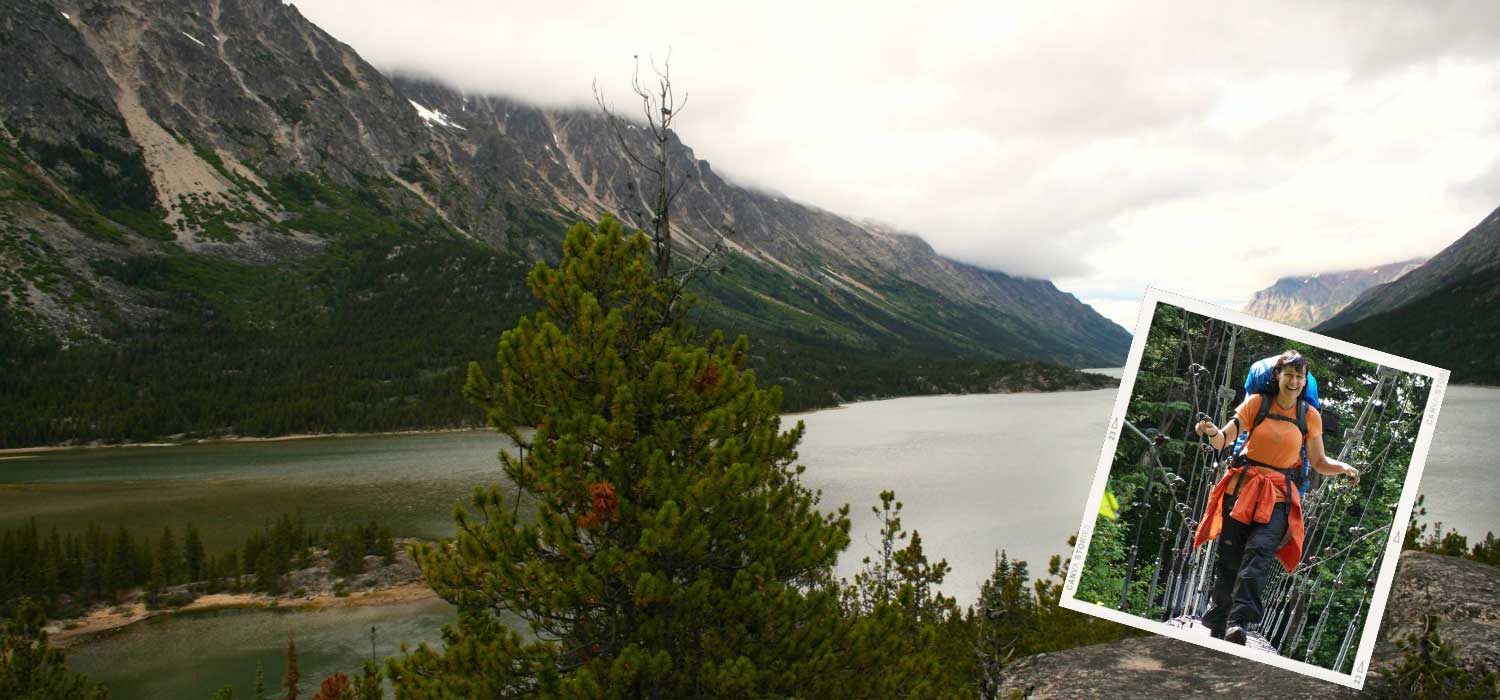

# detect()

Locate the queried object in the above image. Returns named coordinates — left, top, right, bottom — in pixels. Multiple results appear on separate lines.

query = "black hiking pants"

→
left=1201, top=493, right=1289, bottom=636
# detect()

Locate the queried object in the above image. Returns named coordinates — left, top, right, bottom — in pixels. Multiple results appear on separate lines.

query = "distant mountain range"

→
left=1314, top=206, right=1500, bottom=383
left=0, top=0, right=1125, bottom=446
left=1242, top=259, right=1426, bottom=329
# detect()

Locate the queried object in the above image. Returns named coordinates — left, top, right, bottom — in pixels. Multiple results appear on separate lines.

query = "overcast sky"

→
left=290, top=0, right=1500, bottom=329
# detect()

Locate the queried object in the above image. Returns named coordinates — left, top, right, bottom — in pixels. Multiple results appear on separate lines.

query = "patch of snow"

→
left=61, top=11, right=70, bottom=19
left=181, top=31, right=207, bottom=48
left=408, top=99, right=467, bottom=131
left=213, top=34, right=221, bottom=41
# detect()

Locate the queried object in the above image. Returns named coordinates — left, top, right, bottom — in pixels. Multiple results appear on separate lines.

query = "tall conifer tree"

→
left=283, top=634, right=300, bottom=700
left=184, top=523, right=206, bottom=583
left=157, top=526, right=181, bottom=586
left=388, top=217, right=858, bottom=697
left=0, top=599, right=108, bottom=699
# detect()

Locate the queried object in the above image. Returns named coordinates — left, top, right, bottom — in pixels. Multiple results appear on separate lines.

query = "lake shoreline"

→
left=50, top=581, right=440, bottom=650
left=0, top=427, right=486, bottom=456
left=0, top=379, right=1125, bottom=454
left=47, top=539, right=436, bottom=651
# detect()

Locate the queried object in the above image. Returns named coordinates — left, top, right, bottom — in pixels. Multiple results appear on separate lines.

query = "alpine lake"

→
left=3, top=372, right=1496, bottom=700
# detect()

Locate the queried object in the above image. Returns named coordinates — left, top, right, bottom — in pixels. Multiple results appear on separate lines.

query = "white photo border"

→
left=1060, top=287, right=1449, bottom=690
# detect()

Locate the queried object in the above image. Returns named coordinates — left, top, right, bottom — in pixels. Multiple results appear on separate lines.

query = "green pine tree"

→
left=106, top=526, right=138, bottom=598
left=157, top=526, right=181, bottom=586
left=255, top=549, right=282, bottom=594
left=387, top=216, right=859, bottom=698
left=352, top=660, right=382, bottom=700
left=972, top=551, right=1035, bottom=698
left=184, top=523, right=206, bottom=584
left=0, top=598, right=109, bottom=699
left=329, top=530, right=364, bottom=579
left=844, top=491, right=971, bottom=698
left=1381, top=615, right=1500, bottom=699
left=283, top=634, right=300, bottom=700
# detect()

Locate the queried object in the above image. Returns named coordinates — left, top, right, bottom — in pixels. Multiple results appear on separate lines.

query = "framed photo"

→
left=1061, top=287, right=1449, bottom=689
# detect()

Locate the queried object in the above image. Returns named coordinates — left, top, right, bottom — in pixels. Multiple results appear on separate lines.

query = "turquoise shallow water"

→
left=66, top=597, right=456, bottom=700
left=14, top=385, right=1496, bottom=700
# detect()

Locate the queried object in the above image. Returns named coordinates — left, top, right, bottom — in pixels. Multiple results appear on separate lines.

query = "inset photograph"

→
left=1063, top=288, right=1448, bottom=689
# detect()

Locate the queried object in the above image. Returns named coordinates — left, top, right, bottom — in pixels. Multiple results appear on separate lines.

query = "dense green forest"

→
left=0, top=514, right=394, bottom=621
left=1321, top=267, right=1500, bottom=386
left=1077, top=303, right=1435, bottom=672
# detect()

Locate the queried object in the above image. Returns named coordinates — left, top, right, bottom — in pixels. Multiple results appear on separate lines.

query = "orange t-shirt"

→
left=1227, top=394, right=1321, bottom=499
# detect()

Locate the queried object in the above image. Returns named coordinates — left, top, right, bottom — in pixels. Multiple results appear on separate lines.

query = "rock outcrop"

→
left=1243, top=259, right=1425, bottom=329
left=997, top=552, right=1498, bottom=698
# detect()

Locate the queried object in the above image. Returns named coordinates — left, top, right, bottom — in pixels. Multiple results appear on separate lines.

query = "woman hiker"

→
left=1190, top=350, right=1360, bottom=646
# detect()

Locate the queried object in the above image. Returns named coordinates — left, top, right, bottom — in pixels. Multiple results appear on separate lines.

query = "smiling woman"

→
left=1191, top=350, right=1359, bottom=646
left=1066, top=294, right=1445, bottom=687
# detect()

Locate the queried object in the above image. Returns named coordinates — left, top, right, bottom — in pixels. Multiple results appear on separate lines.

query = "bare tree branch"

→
left=595, top=51, right=735, bottom=312
left=595, top=51, right=695, bottom=279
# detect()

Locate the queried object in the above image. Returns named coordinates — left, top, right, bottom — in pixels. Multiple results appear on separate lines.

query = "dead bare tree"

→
left=594, top=51, right=727, bottom=286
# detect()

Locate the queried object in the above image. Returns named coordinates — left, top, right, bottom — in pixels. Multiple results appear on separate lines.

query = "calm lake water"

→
left=6, top=380, right=1495, bottom=700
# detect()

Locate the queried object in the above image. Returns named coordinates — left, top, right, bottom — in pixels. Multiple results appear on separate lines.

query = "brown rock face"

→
left=997, top=635, right=1363, bottom=699
left=1242, top=259, right=1426, bottom=329
left=1375, top=551, right=1500, bottom=683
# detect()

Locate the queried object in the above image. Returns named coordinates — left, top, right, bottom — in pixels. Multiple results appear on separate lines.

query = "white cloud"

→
left=290, top=0, right=1500, bottom=319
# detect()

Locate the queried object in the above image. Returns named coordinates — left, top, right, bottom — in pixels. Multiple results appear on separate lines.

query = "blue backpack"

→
left=1231, top=356, right=1320, bottom=493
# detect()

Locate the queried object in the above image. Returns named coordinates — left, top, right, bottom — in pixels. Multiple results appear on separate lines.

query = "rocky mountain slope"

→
left=1322, top=207, right=1500, bottom=329
left=1316, top=207, right=1500, bottom=383
left=1242, top=259, right=1425, bottom=329
left=0, top=0, right=1126, bottom=446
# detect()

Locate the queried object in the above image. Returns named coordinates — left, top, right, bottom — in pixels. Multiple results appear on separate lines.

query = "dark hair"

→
left=1270, top=350, right=1309, bottom=392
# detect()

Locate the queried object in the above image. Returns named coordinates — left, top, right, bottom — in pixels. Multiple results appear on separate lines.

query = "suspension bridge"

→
left=1112, top=309, right=1421, bottom=671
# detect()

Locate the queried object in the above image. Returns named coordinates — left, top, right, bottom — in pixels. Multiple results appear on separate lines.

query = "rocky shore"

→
left=47, top=539, right=434, bottom=649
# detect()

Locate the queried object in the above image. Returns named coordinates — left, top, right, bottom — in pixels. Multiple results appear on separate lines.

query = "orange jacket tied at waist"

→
left=1193, top=465, right=1305, bottom=571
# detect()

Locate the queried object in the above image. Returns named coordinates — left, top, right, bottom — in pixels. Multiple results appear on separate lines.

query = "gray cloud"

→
left=290, top=0, right=1500, bottom=327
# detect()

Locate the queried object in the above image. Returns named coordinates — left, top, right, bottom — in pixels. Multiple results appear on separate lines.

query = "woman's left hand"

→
left=1344, top=464, right=1360, bottom=487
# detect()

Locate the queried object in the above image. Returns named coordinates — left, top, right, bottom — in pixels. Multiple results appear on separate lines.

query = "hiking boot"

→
left=1225, top=625, right=1248, bottom=645
left=1208, top=626, right=1225, bottom=640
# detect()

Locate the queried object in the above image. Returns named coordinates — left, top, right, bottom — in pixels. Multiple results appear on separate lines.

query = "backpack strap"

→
left=1295, top=399, right=1308, bottom=441
left=1254, top=392, right=1272, bottom=430
left=1230, top=395, right=1274, bottom=492
left=1295, top=400, right=1310, bottom=490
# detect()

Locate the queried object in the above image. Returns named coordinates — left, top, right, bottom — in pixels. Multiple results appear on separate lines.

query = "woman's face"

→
left=1277, top=365, right=1306, bottom=396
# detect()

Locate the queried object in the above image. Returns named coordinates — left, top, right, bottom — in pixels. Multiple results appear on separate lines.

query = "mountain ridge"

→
left=1242, top=258, right=1426, bottom=329
left=1315, top=206, right=1500, bottom=384
left=1320, top=205, right=1500, bottom=329
left=0, top=0, right=1127, bottom=446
